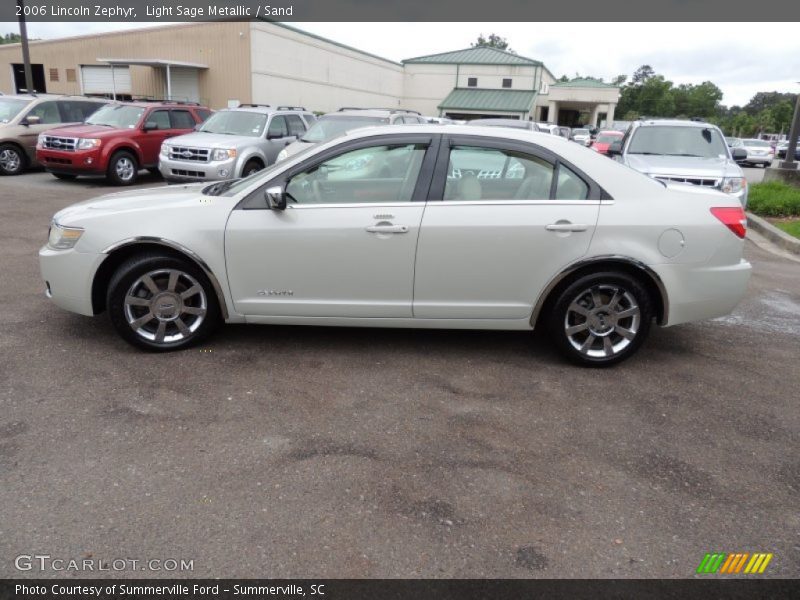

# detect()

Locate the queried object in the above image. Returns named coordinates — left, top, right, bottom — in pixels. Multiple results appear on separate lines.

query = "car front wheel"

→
left=549, top=271, right=653, bottom=367
left=107, top=253, right=220, bottom=351
left=107, top=151, right=139, bottom=186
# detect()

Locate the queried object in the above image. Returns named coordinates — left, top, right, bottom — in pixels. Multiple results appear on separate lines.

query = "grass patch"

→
left=774, top=219, right=800, bottom=239
left=748, top=181, right=800, bottom=217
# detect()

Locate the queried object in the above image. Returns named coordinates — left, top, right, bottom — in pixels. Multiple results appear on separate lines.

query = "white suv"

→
left=40, top=125, right=751, bottom=366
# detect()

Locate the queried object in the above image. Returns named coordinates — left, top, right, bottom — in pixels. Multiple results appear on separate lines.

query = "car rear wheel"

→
left=107, top=151, right=139, bottom=186
left=0, top=144, right=25, bottom=176
left=549, top=271, right=653, bottom=367
left=242, top=159, right=264, bottom=177
left=107, top=253, right=220, bottom=351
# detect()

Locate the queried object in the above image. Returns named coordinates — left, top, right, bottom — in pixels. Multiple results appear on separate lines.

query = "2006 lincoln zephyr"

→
left=40, top=125, right=751, bottom=366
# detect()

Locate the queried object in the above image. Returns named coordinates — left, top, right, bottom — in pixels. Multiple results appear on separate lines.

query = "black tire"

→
left=548, top=271, right=653, bottom=367
left=107, top=253, right=221, bottom=352
left=107, top=151, right=139, bottom=186
left=0, top=143, right=26, bottom=176
left=53, top=173, right=77, bottom=181
left=242, top=159, right=264, bottom=177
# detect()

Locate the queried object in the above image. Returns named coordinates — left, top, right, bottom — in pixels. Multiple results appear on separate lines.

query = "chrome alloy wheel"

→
left=564, top=284, right=641, bottom=359
left=0, top=148, right=21, bottom=172
left=123, top=269, right=207, bottom=344
left=115, top=156, right=136, bottom=181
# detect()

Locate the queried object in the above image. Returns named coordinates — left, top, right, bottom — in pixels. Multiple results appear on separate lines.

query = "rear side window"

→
left=267, top=115, right=288, bottom=138
left=555, top=164, right=589, bottom=200
left=445, top=146, right=554, bottom=201
left=286, top=114, right=306, bottom=137
left=195, top=109, right=212, bottom=122
left=170, top=109, right=196, bottom=129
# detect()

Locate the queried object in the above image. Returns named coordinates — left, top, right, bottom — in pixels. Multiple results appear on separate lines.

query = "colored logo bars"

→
left=696, top=552, right=773, bottom=574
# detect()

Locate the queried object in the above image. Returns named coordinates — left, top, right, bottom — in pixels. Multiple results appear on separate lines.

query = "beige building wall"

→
left=249, top=22, right=404, bottom=113
left=402, top=63, right=458, bottom=115
left=0, top=22, right=251, bottom=109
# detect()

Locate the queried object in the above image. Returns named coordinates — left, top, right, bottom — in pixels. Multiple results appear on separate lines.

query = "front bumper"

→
left=159, top=155, right=237, bottom=182
left=654, top=259, right=752, bottom=327
left=39, top=246, right=106, bottom=316
left=37, top=147, right=105, bottom=175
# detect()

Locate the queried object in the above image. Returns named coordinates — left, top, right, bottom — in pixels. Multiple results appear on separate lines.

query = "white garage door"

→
left=168, top=68, right=199, bottom=103
left=81, top=65, right=132, bottom=95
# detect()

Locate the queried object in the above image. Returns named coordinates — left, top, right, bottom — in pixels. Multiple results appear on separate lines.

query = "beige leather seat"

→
left=455, top=173, right=482, bottom=200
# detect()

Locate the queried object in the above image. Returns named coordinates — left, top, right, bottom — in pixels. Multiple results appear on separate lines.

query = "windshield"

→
left=628, top=126, right=728, bottom=158
left=86, top=105, right=145, bottom=129
left=596, top=134, right=622, bottom=144
left=200, top=111, right=267, bottom=137
left=0, top=98, right=31, bottom=124
left=301, top=115, right=388, bottom=143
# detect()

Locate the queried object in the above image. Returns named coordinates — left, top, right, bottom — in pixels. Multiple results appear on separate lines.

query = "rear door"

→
left=413, top=135, right=602, bottom=320
left=137, top=109, right=172, bottom=166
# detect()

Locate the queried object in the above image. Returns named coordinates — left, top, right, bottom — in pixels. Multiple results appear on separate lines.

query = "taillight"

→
left=710, top=206, right=747, bottom=239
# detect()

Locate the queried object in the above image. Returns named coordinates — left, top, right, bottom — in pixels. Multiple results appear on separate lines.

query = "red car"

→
left=591, top=130, right=624, bottom=156
left=36, top=101, right=211, bottom=185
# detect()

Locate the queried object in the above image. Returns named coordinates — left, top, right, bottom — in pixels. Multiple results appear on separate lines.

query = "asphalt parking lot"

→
left=1, top=170, right=799, bottom=579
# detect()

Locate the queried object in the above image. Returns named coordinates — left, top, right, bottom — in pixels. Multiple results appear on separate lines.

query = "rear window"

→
left=744, top=139, right=769, bottom=147
left=170, top=109, right=196, bottom=129
left=627, top=126, right=727, bottom=158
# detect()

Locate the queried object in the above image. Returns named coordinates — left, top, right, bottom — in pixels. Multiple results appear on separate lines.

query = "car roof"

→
left=634, top=119, right=719, bottom=129
left=1, top=93, right=100, bottom=102
left=217, top=105, right=310, bottom=115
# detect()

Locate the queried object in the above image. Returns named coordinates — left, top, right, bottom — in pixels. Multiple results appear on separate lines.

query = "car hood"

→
left=282, top=139, right=314, bottom=157
left=44, top=124, right=127, bottom=138
left=624, top=154, right=741, bottom=178
left=165, top=132, right=261, bottom=149
left=54, top=182, right=209, bottom=225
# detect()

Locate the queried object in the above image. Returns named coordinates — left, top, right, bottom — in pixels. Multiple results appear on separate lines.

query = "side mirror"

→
left=608, top=141, right=623, bottom=156
left=23, top=115, right=41, bottom=126
left=266, top=131, right=283, bottom=140
left=731, top=148, right=747, bottom=161
left=265, top=186, right=287, bottom=210
left=142, top=122, right=157, bottom=132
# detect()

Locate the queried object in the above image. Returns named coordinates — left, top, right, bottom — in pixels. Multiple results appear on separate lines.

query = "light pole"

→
left=779, top=84, right=800, bottom=170
left=16, top=0, right=34, bottom=94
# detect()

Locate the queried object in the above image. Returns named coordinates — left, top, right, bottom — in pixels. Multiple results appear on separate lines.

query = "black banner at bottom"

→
left=1, top=579, right=799, bottom=600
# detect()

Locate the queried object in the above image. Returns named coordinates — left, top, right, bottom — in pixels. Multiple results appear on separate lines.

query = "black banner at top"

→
left=2, top=0, right=800, bottom=22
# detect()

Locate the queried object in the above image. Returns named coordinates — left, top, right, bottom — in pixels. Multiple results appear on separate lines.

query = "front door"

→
left=136, top=109, right=173, bottom=166
left=413, top=137, right=601, bottom=320
left=225, top=136, right=436, bottom=318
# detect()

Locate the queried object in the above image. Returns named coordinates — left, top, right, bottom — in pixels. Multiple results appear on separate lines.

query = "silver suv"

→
left=159, top=105, right=316, bottom=182
left=610, top=119, right=748, bottom=207
left=276, top=108, right=425, bottom=162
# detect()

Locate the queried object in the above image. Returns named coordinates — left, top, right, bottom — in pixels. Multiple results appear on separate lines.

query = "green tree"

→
left=472, top=33, right=514, bottom=53
left=1, top=33, right=22, bottom=45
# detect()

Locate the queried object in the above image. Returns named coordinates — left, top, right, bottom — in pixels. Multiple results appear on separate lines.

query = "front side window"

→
left=200, top=110, right=266, bottom=137
left=267, top=115, right=288, bottom=138
left=445, top=146, right=554, bottom=201
left=286, top=143, right=427, bottom=205
left=627, top=126, right=728, bottom=158
left=86, top=104, right=145, bottom=129
left=145, top=110, right=171, bottom=130
left=26, top=101, right=61, bottom=124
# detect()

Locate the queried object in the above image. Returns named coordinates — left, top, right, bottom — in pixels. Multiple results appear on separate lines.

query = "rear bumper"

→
left=654, top=259, right=752, bottom=327
left=37, top=147, right=105, bottom=175
left=39, top=246, right=106, bottom=316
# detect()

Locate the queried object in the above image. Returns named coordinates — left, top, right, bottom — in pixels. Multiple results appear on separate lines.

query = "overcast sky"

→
left=13, top=21, right=800, bottom=107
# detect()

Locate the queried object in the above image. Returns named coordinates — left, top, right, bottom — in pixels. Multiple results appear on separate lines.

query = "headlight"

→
left=48, top=222, right=84, bottom=250
left=36, top=133, right=46, bottom=148
left=76, top=138, right=101, bottom=150
left=211, top=148, right=237, bottom=161
left=160, top=144, right=170, bottom=157
left=721, top=177, right=746, bottom=194
left=276, top=149, right=288, bottom=162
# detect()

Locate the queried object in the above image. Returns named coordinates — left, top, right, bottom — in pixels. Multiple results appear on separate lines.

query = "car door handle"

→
left=365, top=225, right=409, bottom=234
left=545, top=223, right=589, bottom=232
